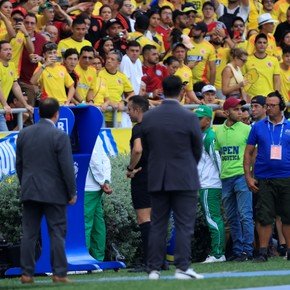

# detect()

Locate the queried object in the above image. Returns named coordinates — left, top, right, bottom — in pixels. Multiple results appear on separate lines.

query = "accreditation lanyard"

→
left=268, top=121, right=284, bottom=160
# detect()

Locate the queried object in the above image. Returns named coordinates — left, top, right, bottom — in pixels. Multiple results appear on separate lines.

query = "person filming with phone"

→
left=30, top=42, right=75, bottom=106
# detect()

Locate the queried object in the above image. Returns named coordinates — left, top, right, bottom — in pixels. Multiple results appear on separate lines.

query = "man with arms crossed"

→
left=141, top=76, right=203, bottom=280
left=17, top=98, right=77, bottom=283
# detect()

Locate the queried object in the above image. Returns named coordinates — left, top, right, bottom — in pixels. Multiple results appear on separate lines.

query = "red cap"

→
left=223, top=97, right=246, bottom=110
left=12, top=7, right=27, bottom=17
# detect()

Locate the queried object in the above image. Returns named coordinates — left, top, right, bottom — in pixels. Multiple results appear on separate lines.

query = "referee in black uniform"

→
left=126, top=95, right=150, bottom=271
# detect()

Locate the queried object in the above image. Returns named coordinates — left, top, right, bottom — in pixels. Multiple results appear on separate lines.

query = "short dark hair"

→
left=163, top=55, right=179, bottom=66
left=254, top=33, right=267, bottom=44
left=72, top=15, right=86, bottom=27
left=162, top=75, right=183, bottom=98
left=129, top=95, right=149, bottom=112
left=42, top=42, right=57, bottom=54
left=202, top=1, right=215, bottom=10
left=63, top=48, right=79, bottom=59
left=159, top=5, right=172, bottom=15
left=267, top=90, right=286, bottom=110
left=25, top=12, right=37, bottom=23
left=0, top=40, right=9, bottom=50
left=142, top=44, right=157, bottom=55
left=80, top=45, right=94, bottom=55
left=39, top=98, right=60, bottom=119
left=232, top=16, right=245, bottom=24
left=126, top=40, right=141, bottom=49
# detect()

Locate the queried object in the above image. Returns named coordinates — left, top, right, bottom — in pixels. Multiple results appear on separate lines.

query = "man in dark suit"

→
left=140, top=76, right=203, bottom=280
left=16, top=98, right=77, bottom=284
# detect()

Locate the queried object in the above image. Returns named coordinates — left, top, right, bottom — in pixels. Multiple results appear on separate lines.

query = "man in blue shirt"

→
left=244, top=91, right=290, bottom=262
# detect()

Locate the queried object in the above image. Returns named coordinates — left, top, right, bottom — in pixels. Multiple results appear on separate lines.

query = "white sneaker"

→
left=175, top=268, right=204, bottom=280
left=148, top=270, right=160, bottom=280
left=202, top=255, right=226, bottom=263
left=217, top=255, right=226, bottom=262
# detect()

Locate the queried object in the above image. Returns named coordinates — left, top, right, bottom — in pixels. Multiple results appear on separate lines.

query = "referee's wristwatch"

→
left=127, top=165, right=134, bottom=172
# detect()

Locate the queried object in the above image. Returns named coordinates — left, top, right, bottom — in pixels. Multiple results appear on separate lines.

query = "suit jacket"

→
left=141, top=99, right=202, bottom=192
left=16, top=119, right=76, bottom=205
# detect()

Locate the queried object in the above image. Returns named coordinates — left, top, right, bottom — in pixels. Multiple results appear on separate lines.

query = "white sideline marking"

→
left=32, top=270, right=290, bottom=284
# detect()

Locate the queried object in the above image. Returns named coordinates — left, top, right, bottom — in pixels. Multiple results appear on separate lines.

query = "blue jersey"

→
left=247, top=117, right=290, bottom=179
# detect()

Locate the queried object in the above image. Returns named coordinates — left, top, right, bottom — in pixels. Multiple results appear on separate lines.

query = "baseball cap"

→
left=258, top=13, right=278, bottom=26
left=193, top=21, right=208, bottom=33
left=195, top=105, right=213, bottom=119
left=182, top=6, right=197, bottom=13
left=12, top=7, right=27, bottom=17
left=251, top=95, right=266, bottom=106
left=105, top=18, right=122, bottom=30
left=223, top=97, right=246, bottom=110
left=172, top=10, right=186, bottom=22
left=201, top=84, right=216, bottom=94
left=182, top=2, right=197, bottom=13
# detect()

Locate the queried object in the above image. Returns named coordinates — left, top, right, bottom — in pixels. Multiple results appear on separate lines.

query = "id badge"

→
left=270, top=145, right=282, bottom=160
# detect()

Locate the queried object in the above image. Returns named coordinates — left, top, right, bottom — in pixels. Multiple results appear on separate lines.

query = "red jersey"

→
left=156, top=25, right=171, bottom=51
left=142, top=64, right=168, bottom=93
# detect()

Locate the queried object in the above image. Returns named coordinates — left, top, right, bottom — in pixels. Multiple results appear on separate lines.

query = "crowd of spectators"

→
left=0, top=0, right=288, bottom=129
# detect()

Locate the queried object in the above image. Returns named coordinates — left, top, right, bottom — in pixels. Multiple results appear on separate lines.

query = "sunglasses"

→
left=82, top=56, right=93, bottom=60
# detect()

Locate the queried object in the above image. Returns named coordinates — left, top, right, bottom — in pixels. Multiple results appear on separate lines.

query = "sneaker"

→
left=175, top=268, right=204, bottom=280
left=253, top=254, right=268, bottom=262
left=202, top=255, right=225, bottom=263
left=217, top=255, right=226, bottom=262
left=148, top=270, right=160, bottom=280
left=227, top=253, right=248, bottom=262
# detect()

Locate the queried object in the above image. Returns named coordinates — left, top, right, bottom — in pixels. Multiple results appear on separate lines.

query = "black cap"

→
left=105, top=18, right=122, bottom=30
left=251, top=95, right=266, bottom=106
left=172, top=10, right=186, bottom=22
left=193, top=21, right=208, bottom=33
left=135, top=14, right=149, bottom=30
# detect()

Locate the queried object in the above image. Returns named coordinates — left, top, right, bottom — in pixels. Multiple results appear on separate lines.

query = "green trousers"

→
left=84, top=190, right=106, bottom=261
left=199, top=188, right=225, bottom=258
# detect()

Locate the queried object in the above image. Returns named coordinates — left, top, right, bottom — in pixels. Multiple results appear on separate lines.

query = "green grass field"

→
left=2, top=257, right=290, bottom=290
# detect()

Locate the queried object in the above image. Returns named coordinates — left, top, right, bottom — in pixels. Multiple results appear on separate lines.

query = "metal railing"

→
left=1, top=102, right=289, bottom=130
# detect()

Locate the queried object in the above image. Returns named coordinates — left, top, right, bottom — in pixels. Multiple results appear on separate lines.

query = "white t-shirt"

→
left=120, top=54, right=143, bottom=95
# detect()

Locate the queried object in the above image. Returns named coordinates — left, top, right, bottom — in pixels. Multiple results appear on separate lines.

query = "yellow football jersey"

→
left=244, top=54, right=280, bottom=98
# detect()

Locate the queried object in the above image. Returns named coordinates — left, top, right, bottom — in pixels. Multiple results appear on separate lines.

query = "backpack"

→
left=218, top=6, right=240, bottom=38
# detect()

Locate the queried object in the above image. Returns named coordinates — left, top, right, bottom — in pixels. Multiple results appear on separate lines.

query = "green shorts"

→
left=255, top=177, right=290, bottom=225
